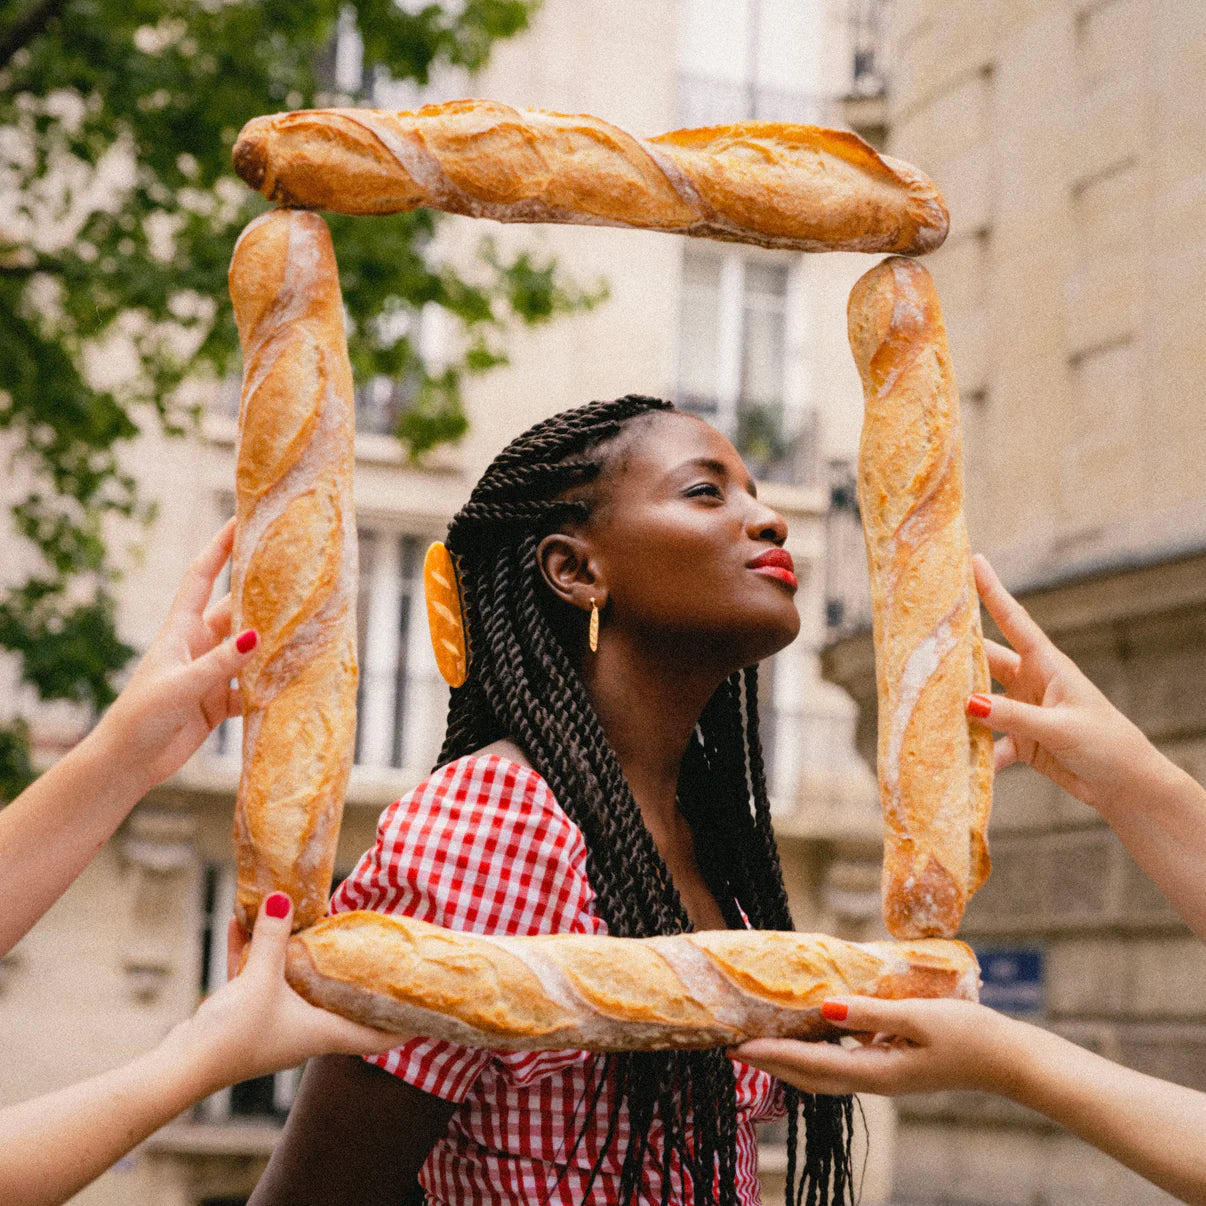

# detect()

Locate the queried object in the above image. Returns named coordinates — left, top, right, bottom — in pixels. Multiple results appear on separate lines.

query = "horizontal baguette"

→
left=232, top=100, right=949, bottom=255
left=285, top=911, right=980, bottom=1051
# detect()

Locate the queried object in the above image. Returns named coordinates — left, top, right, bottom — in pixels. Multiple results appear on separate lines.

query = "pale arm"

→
left=970, top=554, right=1206, bottom=942
left=0, top=894, right=402, bottom=1206
left=0, top=520, right=255, bottom=957
left=736, top=996, right=1206, bottom=1206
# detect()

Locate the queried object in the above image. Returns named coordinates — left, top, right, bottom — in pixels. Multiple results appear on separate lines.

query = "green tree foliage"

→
left=0, top=0, right=605, bottom=796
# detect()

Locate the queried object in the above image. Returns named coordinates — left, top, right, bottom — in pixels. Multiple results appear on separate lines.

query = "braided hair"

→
left=438, top=395, right=854, bottom=1205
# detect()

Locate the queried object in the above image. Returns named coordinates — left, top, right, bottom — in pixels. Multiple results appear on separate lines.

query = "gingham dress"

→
left=329, top=754, right=784, bottom=1205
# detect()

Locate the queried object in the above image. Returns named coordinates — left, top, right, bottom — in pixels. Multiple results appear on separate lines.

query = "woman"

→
left=249, top=395, right=854, bottom=1206
left=736, top=554, right=1206, bottom=1205
left=0, top=521, right=400, bottom=1206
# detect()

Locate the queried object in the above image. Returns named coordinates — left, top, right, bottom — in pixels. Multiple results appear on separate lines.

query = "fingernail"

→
left=967, top=694, right=992, bottom=719
left=265, top=892, right=291, bottom=919
left=821, top=1001, right=849, bottom=1022
left=235, top=629, right=258, bottom=654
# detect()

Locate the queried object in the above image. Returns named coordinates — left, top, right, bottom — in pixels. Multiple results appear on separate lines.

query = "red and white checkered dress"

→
left=330, top=754, right=784, bottom=1205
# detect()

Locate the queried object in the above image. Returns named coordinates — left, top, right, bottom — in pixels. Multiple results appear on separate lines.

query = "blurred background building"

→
left=1, top=0, right=1203, bottom=1204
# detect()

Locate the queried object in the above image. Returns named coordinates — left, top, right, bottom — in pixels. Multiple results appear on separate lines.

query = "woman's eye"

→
left=685, top=482, right=724, bottom=500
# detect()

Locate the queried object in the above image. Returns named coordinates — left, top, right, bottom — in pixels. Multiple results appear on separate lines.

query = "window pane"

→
left=677, top=251, right=723, bottom=407
left=391, top=536, right=422, bottom=769
left=740, top=262, right=787, bottom=407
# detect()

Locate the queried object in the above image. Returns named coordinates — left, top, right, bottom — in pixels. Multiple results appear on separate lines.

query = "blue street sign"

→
left=974, top=946, right=1044, bottom=1014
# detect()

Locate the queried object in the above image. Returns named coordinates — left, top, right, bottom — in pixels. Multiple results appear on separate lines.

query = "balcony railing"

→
left=822, top=461, right=872, bottom=639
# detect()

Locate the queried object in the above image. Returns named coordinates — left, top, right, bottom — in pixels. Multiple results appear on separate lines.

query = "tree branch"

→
left=0, top=0, right=71, bottom=72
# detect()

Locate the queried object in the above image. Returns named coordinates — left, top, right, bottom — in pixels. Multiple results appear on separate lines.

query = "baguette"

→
left=229, top=208, right=359, bottom=931
left=231, top=100, right=949, bottom=255
left=423, top=542, right=469, bottom=688
left=848, top=257, right=994, bottom=939
left=285, top=911, right=980, bottom=1050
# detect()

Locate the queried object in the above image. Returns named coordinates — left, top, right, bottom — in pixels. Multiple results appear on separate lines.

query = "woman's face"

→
left=587, top=411, right=801, bottom=668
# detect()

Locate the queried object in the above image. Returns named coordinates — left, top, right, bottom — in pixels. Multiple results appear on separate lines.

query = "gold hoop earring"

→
left=588, top=597, right=600, bottom=654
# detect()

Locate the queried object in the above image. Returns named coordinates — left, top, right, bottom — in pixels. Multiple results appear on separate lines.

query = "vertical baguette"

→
left=228, top=209, right=359, bottom=930
left=848, top=256, right=993, bottom=939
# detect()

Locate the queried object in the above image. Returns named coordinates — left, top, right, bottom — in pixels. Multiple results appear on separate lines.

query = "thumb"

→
left=240, top=892, right=294, bottom=978
left=187, top=628, right=258, bottom=697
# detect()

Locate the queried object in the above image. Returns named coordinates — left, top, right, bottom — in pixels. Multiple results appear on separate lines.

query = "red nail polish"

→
left=265, top=892, right=291, bottom=919
left=967, top=693, right=992, bottom=719
left=236, top=629, right=258, bottom=654
left=821, top=1001, right=849, bottom=1022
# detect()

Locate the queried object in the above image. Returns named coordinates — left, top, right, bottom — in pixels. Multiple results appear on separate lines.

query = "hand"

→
left=732, top=996, right=1017, bottom=1098
left=967, top=554, right=1160, bottom=814
left=91, top=519, right=257, bottom=794
left=175, top=894, right=405, bottom=1093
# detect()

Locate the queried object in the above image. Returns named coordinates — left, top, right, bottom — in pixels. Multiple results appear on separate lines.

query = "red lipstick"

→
left=748, top=547, right=798, bottom=590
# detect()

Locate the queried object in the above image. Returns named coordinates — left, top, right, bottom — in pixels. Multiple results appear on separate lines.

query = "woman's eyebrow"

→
left=676, top=456, right=758, bottom=498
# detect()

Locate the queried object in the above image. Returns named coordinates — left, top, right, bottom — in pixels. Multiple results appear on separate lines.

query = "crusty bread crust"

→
left=285, top=911, right=980, bottom=1050
left=231, top=101, right=949, bottom=255
left=423, top=542, right=468, bottom=688
left=848, top=256, right=994, bottom=939
left=229, top=209, right=359, bottom=931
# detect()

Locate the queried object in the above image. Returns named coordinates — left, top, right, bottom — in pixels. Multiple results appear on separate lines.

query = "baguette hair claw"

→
left=424, top=541, right=470, bottom=688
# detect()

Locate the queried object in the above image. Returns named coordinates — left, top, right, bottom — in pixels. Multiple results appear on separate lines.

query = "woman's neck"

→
left=581, top=633, right=727, bottom=831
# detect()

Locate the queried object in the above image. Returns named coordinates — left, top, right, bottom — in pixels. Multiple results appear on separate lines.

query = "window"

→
left=676, top=247, right=816, bottom=485
left=355, top=529, right=445, bottom=770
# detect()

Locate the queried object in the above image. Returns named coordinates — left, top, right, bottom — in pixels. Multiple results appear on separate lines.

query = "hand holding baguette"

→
left=849, top=256, right=994, bottom=939
left=232, top=100, right=949, bottom=255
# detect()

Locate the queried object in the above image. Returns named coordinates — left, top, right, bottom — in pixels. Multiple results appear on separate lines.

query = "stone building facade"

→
left=823, top=1, right=1206, bottom=1202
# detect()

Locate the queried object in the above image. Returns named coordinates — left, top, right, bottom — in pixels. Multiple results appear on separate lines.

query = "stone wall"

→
left=822, top=4, right=1206, bottom=1198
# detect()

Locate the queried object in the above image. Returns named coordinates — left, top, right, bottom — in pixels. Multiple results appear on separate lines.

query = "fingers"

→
left=204, top=593, right=234, bottom=642
left=994, top=734, right=1020, bottom=773
left=185, top=629, right=258, bottom=705
left=172, top=519, right=237, bottom=619
left=732, top=1037, right=877, bottom=1097
left=983, top=638, right=1021, bottom=688
left=814, top=996, right=928, bottom=1043
left=319, top=1016, right=409, bottom=1058
left=972, top=554, right=1052, bottom=664
left=240, top=892, right=295, bottom=977
left=967, top=692, right=1066, bottom=750
left=226, top=916, right=249, bottom=981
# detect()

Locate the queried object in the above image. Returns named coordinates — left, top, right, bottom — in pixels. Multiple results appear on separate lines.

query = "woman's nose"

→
left=747, top=500, right=788, bottom=545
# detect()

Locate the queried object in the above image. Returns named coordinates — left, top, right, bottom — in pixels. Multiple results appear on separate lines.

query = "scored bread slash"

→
left=424, top=541, right=469, bottom=688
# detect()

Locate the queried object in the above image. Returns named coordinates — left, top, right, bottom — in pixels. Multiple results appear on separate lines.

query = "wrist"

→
left=86, top=707, right=158, bottom=801
left=156, top=1015, right=238, bottom=1103
left=1090, top=732, right=1188, bottom=821
left=964, top=1010, right=1035, bottom=1099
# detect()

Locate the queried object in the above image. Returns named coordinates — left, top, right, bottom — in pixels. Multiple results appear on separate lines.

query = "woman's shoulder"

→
left=465, top=737, right=533, bottom=773
left=388, top=742, right=556, bottom=828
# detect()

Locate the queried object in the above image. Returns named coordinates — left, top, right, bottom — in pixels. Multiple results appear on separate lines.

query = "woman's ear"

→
left=537, top=533, right=603, bottom=611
